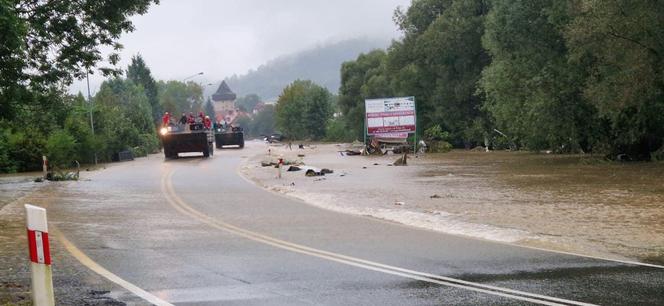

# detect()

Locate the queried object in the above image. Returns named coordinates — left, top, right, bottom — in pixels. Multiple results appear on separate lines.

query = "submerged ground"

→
left=243, top=142, right=664, bottom=264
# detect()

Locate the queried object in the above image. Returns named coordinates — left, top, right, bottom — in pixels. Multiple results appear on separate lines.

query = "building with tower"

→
left=211, top=81, right=237, bottom=123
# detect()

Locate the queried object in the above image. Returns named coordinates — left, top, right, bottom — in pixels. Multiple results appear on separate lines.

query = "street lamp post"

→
left=86, top=71, right=97, bottom=165
left=182, top=72, right=204, bottom=82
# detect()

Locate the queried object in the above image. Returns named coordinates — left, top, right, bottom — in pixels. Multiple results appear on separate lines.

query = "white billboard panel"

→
left=365, top=97, right=416, bottom=135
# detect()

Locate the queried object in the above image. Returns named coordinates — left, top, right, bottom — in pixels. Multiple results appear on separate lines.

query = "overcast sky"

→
left=70, top=0, right=411, bottom=95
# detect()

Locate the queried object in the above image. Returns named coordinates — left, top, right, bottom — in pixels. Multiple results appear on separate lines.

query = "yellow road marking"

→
left=52, top=227, right=174, bottom=306
left=162, top=169, right=596, bottom=306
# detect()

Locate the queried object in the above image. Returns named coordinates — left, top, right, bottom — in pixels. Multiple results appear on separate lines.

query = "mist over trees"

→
left=226, top=38, right=390, bottom=100
left=337, top=0, right=664, bottom=159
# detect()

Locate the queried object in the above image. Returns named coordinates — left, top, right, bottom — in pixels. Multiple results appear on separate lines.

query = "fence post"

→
left=25, top=204, right=55, bottom=306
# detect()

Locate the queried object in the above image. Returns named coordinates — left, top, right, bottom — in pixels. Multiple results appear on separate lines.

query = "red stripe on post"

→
left=26, top=229, right=51, bottom=265
left=27, top=229, right=38, bottom=263
left=42, top=232, right=51, bottom=265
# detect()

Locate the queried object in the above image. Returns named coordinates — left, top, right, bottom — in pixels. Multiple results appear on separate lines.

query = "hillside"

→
left=225, top=37, right=390, bottom=100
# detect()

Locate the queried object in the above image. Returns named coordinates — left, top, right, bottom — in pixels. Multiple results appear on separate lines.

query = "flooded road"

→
left=2, top=145, right=664, bottom=305
left=245, top=144, right=664, bottom=264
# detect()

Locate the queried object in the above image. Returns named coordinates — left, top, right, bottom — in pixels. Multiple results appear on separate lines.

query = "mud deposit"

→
left=242, top=142, right=664, bottom=264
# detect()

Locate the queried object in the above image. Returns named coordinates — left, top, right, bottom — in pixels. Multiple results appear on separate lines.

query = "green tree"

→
left=64, top=94, right=97, bottom=164
left=1, top=0, right=158, bottom=120
left=46, top=130, right=78, bottom=168
left=480, top=0, right=597, bottom=152
left=127, top=54, right=161, bottom=125
left=158, top=80, right=204, bottom=116
left=338, top=0, right=491, bottom=146
left=276, top=80, right=332, bottom=140
left=94, top=78, right=157, bottom=160
left=338, top=50, right=392, bottom=140
left=565, top=0, right=664, bottom=158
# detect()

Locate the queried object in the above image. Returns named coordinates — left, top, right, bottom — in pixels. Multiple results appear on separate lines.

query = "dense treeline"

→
left=338, top=0, right=664, bottom=160
left=0, top=0, right=159, bottom=172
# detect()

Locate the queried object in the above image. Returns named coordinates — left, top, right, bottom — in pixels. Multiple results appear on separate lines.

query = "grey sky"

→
left=70, top=0, right=411, bottom=95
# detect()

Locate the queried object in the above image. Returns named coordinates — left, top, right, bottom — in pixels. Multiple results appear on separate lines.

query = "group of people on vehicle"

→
left=162, top=111, right=213, bottom=130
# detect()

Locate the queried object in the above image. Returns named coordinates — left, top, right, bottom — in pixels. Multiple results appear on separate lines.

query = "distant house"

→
left=211, top=81, right=237, bottom=123
left=252, top=102, right=265, bottom=115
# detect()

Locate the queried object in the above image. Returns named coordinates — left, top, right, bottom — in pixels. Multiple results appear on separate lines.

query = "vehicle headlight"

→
left=160, top=127, right=168, bottom=135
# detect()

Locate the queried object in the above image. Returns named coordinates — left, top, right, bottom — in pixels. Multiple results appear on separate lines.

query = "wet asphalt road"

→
left=47, top=144, right=664, bottom=305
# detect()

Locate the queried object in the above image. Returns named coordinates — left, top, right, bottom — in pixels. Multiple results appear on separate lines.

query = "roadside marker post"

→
left=42, top=156, right=48, bottom=179
left=25, top=204, right=55, bottom=306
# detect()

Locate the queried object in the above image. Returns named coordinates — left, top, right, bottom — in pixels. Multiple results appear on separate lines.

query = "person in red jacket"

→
left=161, top=112, right=170, bottom=127
left=203, top=116, right=212, bottom=129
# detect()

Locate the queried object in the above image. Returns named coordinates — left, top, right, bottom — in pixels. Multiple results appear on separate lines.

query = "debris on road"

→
left=305, top=169, right=323, bottom=177
left=287, top=166, right=302, bottom=171
left=393, top=153, right=408, bottom=166
left=339, top=150, right=361, bottom=156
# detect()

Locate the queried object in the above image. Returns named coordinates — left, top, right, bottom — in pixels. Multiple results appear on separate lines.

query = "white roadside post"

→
left=42, top=156, right=48, bottom=179
left=25, top=204, right=55, bottom=306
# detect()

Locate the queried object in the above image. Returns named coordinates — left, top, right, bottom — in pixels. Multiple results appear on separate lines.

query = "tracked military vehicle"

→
left=215, top=125, right=244, bottom=149
left=160, top=122, right=214, bottom=158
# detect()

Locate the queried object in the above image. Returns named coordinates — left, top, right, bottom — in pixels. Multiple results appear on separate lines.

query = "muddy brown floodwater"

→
left=416, top=151, right=664, bottom=264
left=244, top=143, right=664, bottom=265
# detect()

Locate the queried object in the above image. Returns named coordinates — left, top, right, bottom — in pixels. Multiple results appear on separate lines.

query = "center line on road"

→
left=162, top=169, right=595, bottom=306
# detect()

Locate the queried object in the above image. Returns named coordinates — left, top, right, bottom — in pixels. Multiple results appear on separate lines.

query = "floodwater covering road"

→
left=2, top=142, right=664, bottom=305
left=244, top=143, right=664, bottom=264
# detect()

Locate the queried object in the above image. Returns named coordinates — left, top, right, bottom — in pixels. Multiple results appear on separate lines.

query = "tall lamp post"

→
left=182, top=72, right=204, bottom=82
left=86, top=71, right=97, bottom=165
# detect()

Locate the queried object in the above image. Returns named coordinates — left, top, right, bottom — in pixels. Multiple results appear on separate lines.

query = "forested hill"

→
left=225, top=37, right=390, bottom=100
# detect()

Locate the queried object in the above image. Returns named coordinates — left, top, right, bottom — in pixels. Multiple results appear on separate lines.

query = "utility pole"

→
left=86, top=71, right=97, bottom=165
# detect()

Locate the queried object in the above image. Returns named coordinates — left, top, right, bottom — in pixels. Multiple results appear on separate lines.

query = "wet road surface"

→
left=46, top=146, right=664, bottom=305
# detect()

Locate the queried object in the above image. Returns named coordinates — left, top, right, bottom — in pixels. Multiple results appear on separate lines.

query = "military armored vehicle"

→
left=160, top=122, right=214, bottom=158
left=215, top=126, right=244, bottom=149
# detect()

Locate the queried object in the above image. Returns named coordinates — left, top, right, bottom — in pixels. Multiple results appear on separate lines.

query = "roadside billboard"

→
left=365, top=97, right=416, bottom=136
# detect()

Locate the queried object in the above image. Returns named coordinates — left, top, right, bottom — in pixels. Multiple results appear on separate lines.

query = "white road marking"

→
left=163, top=169, right=596, bottom=306
left=53, top=228, right=174, bottom=306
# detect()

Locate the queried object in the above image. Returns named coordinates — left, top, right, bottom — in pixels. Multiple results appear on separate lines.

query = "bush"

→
left=130, top=146, right=147, bottom=158
left=46, top=130, right=78, bottom=168
left=138, top=133, right=159, bottom=154
left=428, top=140, right=453, bottom=153
left=6, top=126, right=46, bottom=172
left=424, top=124, right=450, bottom=142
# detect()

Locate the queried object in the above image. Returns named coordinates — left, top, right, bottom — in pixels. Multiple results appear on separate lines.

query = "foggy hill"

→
left=225, top=37, right=391, bottom=100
